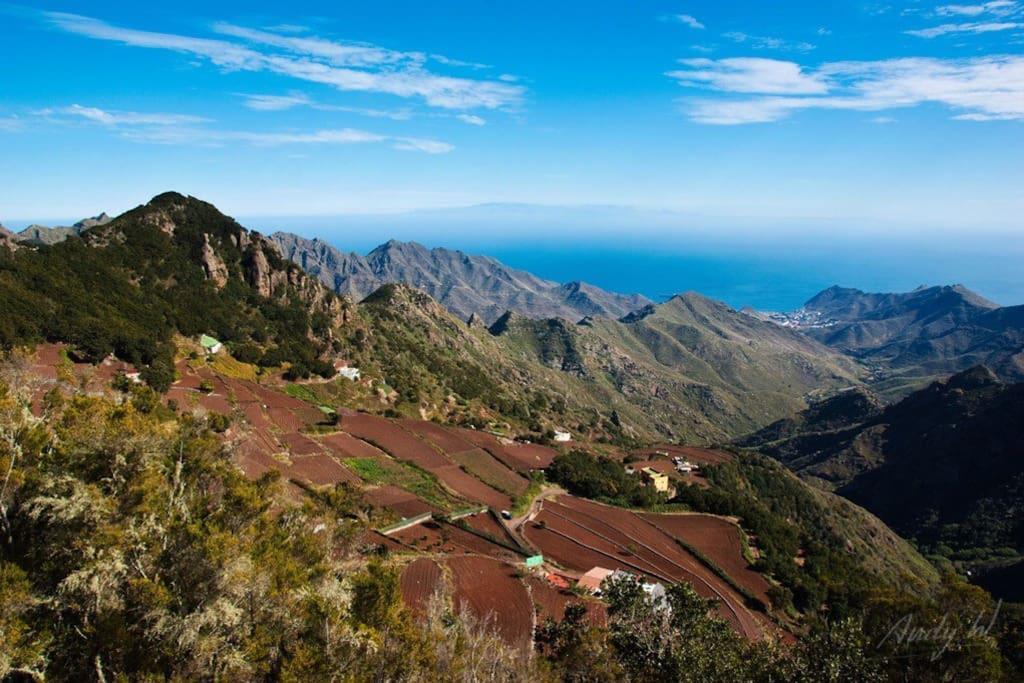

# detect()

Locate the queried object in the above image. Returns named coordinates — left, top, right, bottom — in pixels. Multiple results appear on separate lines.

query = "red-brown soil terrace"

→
left=523, top=495, right=768, bottom=640
left=446, top=555, right=534, bottom=650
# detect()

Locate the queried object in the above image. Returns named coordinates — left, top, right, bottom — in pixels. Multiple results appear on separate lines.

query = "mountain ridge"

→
left=270, top=231, right=652, bottom=324
left=770, top=283, right=1024, bottom=395
left=14, top=212, right=113, bottom=245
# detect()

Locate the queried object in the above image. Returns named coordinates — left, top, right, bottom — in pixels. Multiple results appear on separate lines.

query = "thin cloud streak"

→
left=43, top=11, right=524, bottom=111
left=670, top=55, right=1024, bottom=124
left=38, top=104, right=453, bottom=152
left=673, top=14, right=705, bottom=30
left=906, top=21, right=1023, bottom=37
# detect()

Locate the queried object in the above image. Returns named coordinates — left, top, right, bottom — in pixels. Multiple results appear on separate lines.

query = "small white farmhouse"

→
left=337, top=366, right=361, bottom=381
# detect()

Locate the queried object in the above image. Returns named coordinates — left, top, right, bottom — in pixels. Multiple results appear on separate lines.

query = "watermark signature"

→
left=877, top=601, right=1002, bottom=661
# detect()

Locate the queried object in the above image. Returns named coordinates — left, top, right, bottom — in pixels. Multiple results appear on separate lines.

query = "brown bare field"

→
left=268, top=406, right=309, bottom=432
left=462, top=511, right=520, bottom=548
left=449, top=448, right=529, bottom=496
left=633, top=444, right=734, bottom=466
left=397, top=419, right=477, bottom=454
left=359, top=530, right=407, bottom=553
left=363, top=485, right=439, bottom=518
left=455, top=430, right=557, bottom=473
left=526, top=575, right=606, bottom=627
left=640, top=513, right=770, bottom=604
left=431, top=465, right=511, bottom=510
left=401, top=558, right=445, bottom=615
left=318, top=431, right=386, bottom=459
left=287, top=454, right=361, bottom=487
left=279, top=432, right=323, bottom=456
left=342, top=414, right=451, bottom=469
left=197, top=393, right=234, bottom=414
left=446, top=556, right=533, bottom=648
left=391, top=520, right=520, bottom=561
left=235, top=441, right=282, bottom=479
left=525, top=495, right=765, bottom=640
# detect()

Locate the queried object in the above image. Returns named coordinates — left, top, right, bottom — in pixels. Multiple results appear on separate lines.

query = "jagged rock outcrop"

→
left=200, top=233, right=229, bottom=288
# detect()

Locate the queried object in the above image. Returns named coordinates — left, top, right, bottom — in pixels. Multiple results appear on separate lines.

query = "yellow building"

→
left=640, top=467, right=670, bottom=493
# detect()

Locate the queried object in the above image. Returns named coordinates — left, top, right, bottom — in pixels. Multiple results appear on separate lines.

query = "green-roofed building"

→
left=200, top=335, right=223, bottom=354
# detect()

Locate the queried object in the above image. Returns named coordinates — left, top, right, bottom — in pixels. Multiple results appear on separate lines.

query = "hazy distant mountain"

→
left=271, top=232, right=651, bottom=324
left=774, top=284, right=1024, bottom=394
left=14, top=213, right=112, bottom=245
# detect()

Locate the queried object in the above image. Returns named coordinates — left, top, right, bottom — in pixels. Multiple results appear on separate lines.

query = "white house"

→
left=337, top=366, right=361, bottom=381
left=553, top=429, right=572, bottom=442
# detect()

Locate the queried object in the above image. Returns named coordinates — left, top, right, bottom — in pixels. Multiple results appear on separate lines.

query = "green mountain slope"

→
left=742, top=365, right=1024, bottom=588
left=0, top=192, right=351, bottom=387
left=489, top=293, right=863, bottom=443
left=790, top=284, right=1024, bottom=396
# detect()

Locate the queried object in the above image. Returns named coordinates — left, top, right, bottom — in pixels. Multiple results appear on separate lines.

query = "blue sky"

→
left=1, top=1, right=1022, bottom=235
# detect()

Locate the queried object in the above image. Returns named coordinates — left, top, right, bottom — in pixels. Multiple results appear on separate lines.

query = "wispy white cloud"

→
left=240, top=92, right=312, bottom=111
left=910, top=1, right=1022, bottom=36
left=39, top=104, right=452, bottom=152
left=668, top=58, right=829, bottom=95
left=43, top=12, right=524, bottom=111
left=456, top=113, right=486, bottom=126
left=391, top=137, right=455, bottom=154
left=233, top=128, right=387, bottom=145
left=670, top=55, right=1024, bottom=124
left=905, top=20, right=1023, bottom=37
left=45, top=104, right=208, bottom=126
left=211, top=22, right=422, bottom=68
left=430, top=54, right=491, bottom=70
left=239, top=92, right=413, bottom=119
left=936, top=1, right=1019, bottom=17
left=0, top=115, right=24, bottom=132
left=723, top=31, right=815, bottom=52
left=672, top=14, right=705, bottom=30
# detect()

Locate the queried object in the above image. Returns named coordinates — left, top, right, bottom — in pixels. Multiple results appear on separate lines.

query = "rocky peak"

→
left=487, top=310, right=522, bottom=336
left=466, top=312, right=486, bottom=329
left=945, top=365, right=1000, bottom=391
left=619, top=304, right=657, bottom=324
left=200, top=233, right=229, bottom=288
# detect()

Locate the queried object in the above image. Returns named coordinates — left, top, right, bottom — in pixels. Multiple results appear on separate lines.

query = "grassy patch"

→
left=209, top=353, right=258, bottom=381
left=345, top=457, right=462, bottom=511
left=285, top=383, right=319, bottom=404
left=511, top=472, right=546, bottom=516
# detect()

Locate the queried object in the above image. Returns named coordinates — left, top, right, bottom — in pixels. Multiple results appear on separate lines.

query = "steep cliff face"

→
left=200, top=233, right=229, bottom=288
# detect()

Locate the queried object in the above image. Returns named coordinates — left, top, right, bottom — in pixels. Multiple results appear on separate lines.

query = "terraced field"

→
left=22, top=346, right=776, bottom=646
left=524, top=496, right=768, bottom=639
left=447, top=556, right=534, bottom=650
